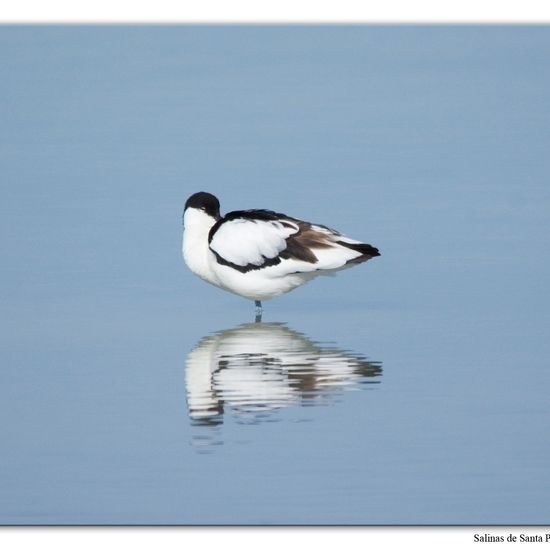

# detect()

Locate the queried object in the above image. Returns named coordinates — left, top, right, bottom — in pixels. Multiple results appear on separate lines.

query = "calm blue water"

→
left=1, top=25, right=550, bottom=524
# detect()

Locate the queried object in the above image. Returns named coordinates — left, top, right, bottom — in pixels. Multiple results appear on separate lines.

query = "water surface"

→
left=1, top=25, right=549, bottom=524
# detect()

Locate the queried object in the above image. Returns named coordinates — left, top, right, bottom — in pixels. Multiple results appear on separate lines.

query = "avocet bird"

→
left=182, top=192, right=380, bottom=317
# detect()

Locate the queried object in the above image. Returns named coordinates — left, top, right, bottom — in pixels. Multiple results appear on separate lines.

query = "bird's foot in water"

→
left=254, top=300, right=263, bottom=323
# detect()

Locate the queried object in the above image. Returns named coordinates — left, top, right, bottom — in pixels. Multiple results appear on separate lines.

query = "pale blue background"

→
left=1, top=26, right=549, bottom=524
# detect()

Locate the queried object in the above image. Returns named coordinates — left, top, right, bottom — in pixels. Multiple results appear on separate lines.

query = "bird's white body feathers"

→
left=182, top=207, right=222, bottom=288
left=182, top=195, right=379, bottom=303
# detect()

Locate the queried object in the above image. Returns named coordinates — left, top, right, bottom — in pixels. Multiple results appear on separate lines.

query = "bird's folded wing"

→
left=208, top=211, right=300, bottom=270
left=209, top=209, right=379, bottom=274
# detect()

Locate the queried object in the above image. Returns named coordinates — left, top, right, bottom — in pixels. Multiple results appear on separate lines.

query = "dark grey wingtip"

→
left=337, top=241, right=380, bottom=258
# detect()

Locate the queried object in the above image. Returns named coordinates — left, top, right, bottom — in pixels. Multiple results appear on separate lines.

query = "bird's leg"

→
left=254, top=300, right=263, bottom=323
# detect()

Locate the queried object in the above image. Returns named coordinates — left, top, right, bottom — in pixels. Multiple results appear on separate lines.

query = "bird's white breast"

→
left=182, top=208, right=221, bottom=288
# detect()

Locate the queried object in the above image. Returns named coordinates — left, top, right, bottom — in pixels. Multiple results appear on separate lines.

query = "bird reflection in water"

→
left=185, top=322, right=382, bottom=451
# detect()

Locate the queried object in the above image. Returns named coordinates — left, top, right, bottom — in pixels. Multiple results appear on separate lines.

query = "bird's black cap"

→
left=184, top=192, right=221, bottom=219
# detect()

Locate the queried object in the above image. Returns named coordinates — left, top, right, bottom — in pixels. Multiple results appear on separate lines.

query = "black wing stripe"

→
left=210, top=249, right=282, bottom=273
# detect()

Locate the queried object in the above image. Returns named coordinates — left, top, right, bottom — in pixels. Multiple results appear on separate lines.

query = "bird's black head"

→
left=184, top=192, right=221, bottom=219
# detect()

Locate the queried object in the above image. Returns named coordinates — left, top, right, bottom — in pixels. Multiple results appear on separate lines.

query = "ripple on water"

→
left=184, top=322, right=382, bottom=450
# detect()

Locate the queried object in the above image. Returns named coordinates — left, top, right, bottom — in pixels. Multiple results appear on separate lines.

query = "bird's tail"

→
left=337, top=240, right=380, bottom=265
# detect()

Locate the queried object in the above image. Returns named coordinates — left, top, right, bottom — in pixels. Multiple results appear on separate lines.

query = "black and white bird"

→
left=182, top=192, right=380, bottom=317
